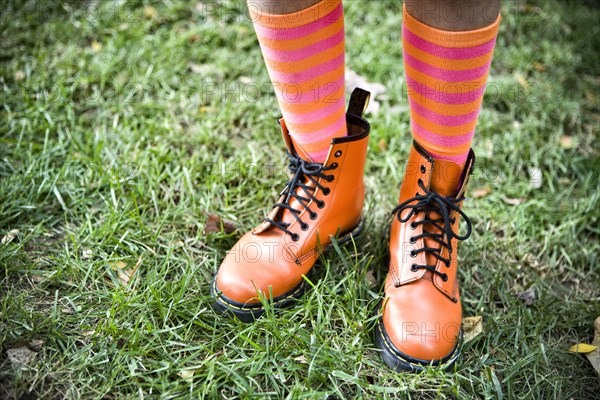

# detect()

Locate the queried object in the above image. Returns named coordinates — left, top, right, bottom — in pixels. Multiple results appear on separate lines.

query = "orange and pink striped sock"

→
left=248, top=0, right=346, bottom=163
left=402, top=6, right=501, bottom=165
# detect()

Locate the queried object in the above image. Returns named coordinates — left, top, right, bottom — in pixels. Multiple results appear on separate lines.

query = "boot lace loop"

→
left=265, top=153, right=336, bottom=240
left=390, top=179, right=472, bottom=281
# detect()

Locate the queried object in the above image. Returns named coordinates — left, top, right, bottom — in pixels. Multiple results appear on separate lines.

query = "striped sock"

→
left=402, top=5, right=501, bottom=165
left=248, top=0, right=346, bottom=163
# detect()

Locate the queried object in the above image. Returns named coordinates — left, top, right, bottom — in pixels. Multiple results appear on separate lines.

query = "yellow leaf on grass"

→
left=111, top=261, right=127, bottom=271
left=568, top=343, right=598, bottom=354
left=514, top=73, right=529, bottom=89
left=463, top=316, right=483, bottom=343
left=108, top=257, right=142, bottom=287
left=90, top=40, right=102, bottom=52
left=143, top=5, right=158, bottom=19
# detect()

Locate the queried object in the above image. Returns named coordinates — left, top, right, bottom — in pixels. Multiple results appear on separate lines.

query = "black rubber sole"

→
left=374, top=316, right=462, bottom=372
left=211, top=219, right=364, bottom=323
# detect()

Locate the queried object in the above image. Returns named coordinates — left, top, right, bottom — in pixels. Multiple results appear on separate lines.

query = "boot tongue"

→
left=273, top=124, right=322, bottom=227
left=430, top=158, right=463, bottom=197
left=254, top=120, right=322, bottom=235
left=288, top=135, right=315, bottom=163
left=422, top=158, right=464, bottom=276
left=279, top=119, right=316, bottom=163
left=279, top=136, right=319, bottom=225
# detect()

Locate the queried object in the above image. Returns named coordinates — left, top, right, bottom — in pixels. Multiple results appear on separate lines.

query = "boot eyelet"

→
left=415, top=192, right=420, bottom=196
left=420, top=165, right=426, bottom=174
left=410, top=264, right=418, bottom=272
left=334, top=150, right=342, bottom=157
left=445, top=260, right=451, bottom=268
left=327, top=175, right=335, bottom=182
left=410, top=250, right=417, bottom=258
left=409, top=236, right=416, bottom=244
left=300, top=223, right=309, bottom=231
left=317, top=201, right=325, bottom=209
left=410, top=221, right=417, bottom=230
left=322, top=188, right=330, bottom=196
left=441, top=273, right=449, bottom=282
left=417, top=178, right=423, bottom=185
left=291, top=233, right=300, bottom=241
left=310, top=212, right=318, bottom=220
left=330, top=162, right=338, bottom=169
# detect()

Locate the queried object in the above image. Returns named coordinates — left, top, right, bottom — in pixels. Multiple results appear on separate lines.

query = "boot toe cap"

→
left=214, top=232, right=301, bottom=305
left=382, top=286, right=462, bottom=364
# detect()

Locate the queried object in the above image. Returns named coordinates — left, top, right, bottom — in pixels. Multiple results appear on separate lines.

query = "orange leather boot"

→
left=375, top=141, right=475, bottom=371
left=212, top=88, right=371, bottom=322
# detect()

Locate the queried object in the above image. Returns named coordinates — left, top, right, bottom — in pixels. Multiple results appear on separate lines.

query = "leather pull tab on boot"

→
left=347, top=88, right=371, bottom=118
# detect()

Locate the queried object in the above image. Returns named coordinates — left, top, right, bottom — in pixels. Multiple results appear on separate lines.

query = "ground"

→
left=1, top=0, right=599, bottom=399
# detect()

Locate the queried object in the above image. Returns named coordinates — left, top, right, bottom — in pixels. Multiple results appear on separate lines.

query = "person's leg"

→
left=247, top=0, right=347, bottom=162
left=212, top=0, right=372, bottom=321
left=403, top=0, right=500, bottom=166
left=377, top=0, right=501, bottom=372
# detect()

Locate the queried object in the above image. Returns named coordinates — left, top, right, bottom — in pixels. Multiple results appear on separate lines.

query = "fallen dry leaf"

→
left=143, top=5, right=158, bottom=19
left=14, top=70, right=25, bottom=81
left=365, top=270, right=377, bottom=287
left=178, top=369, right=195, bottom=382
left=205, top=213, right=237, bottom=234
left=7, top=347, right=35, bottom=367
left=111, top=261, right=127, bottom=271
left=471, top=186, right=492, bottom=198
left=28, top=340, right=44, bottom=352
left=514, top=72, right=529, bottom=89
left=190, top=63, right=217, bottom=75
left=586, top=316, right=600, bottom=376
left=107, top=257, right=142, bottom=287
left=559, top=136, right=576, bottom=149
left=1, top=229, right=19, bottom=244
left=294, top=355, right=308, bottom=364
left=517, top=287, right=536, bottom=306
left=377, top=139, right=387, bottom=152
left=199, top=106, right=216, bottom=114
left=502, top=197, right=526, bottom=206
left=463, top=316, right=483, bottom=343
left=533, top=62, right=545, bottom=72
left=345, top=68, right=387, bottom=115
left=90, top=40, right=102, bottom=52
left=238, top=76, right=254, bottom=84
left=569, top=343, right=598, bottom=354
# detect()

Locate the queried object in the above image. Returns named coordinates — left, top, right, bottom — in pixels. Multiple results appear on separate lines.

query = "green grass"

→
left=1, top=0, right=599, bottom=398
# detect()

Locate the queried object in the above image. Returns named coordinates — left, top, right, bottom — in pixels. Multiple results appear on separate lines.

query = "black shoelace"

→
left=265, top=153, right=337, bottom=242
left=390, top=178, right=472, bottom=282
